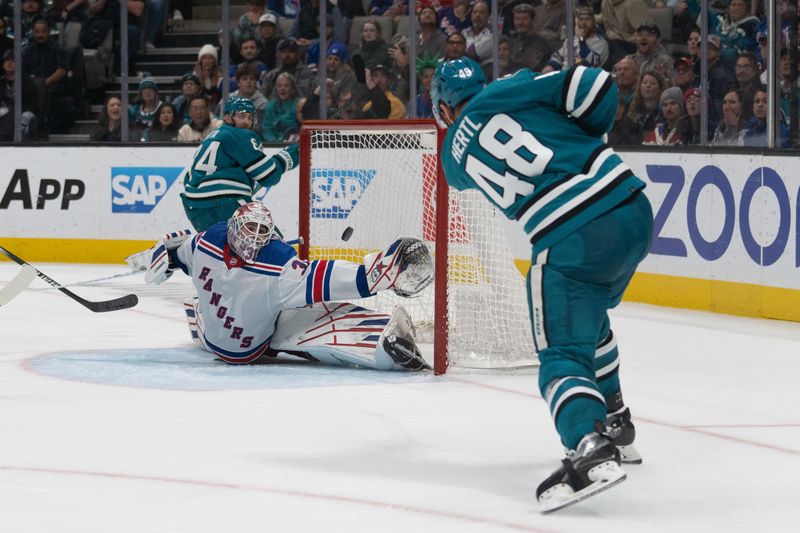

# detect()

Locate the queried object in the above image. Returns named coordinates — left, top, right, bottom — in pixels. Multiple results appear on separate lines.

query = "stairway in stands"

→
left=64, top=0, right=248, bottom=141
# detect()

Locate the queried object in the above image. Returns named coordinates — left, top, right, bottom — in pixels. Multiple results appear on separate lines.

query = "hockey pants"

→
left=527, top=192, right=653, bottom=449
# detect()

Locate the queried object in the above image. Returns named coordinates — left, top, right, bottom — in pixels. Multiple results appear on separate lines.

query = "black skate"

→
left=536, top=424, right=626, bottom=514
left=607, top=407, right=642, bottom=464
left=381, top=306, right=430, bottom=371
left=606, top=392, right=642, bottom=464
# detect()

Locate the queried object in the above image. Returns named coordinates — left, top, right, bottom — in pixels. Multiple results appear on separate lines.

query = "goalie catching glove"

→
left=364, top=238, right=433, bottom=297
left=124, top=230, right=193, bottom=285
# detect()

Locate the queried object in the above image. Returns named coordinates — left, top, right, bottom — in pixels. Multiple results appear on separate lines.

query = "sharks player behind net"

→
left=432, top=57, right=654, bottom=512
left=139, top=202, right=433, bottom=371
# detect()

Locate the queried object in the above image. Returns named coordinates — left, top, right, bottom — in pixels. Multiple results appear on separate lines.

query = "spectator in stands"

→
left=626, top=69, right=668, bottom=144
left=0, top=17, right=14, bottom=61
left=463, top=1, right=491, bottom=63
left=534, top=0, right=568, bottom=54
left=129, top=76, right=163, bottom=135
left=20, top=0, right=44, bottom=48
left=326, top=42, right=356, bottom=106
left=234, top=0, right=267, bottom=47
left=608, top=91, right=642, bottom=145
left=257, top=13, right=282, bottom=70
left=672, top=56, right=696, bottom=93
left=481, top=35, right=518, bottom=82
left=742, top=86, right=790, bottom=147
left=293, top=0, right=338, bottom=48
left=543, top=6, right=609, bottom=72
left=632, top=23, right=671, bottom=76
left=674, top=1, right=701, bottom=43
left=439, top=0, right=471, bottom=36
left=339, top=0, right=365, bottom=19
left=89, top=95, right=122, bottom=141
left=304, top=18, right=338, bottom=71
left=416, top=6, right=446, bottom=60
left=142, top=102, right=180, bottom=141
left=733, top=51, right=760, bottom=111
left=410, top=53, right=437, bottom=118
left=600, top=0, right=650, bottom=65
left=368, top=0, right=392, bottom=15
left=684, top=87, right=704, bottom=144
left=21, top=18, right=71, bottom=135
left=194, top=43, right=223, bottom=108
left=643, top=86, right=693, bottom=145
left=443, top=31, right=467, bottom=61
left=686, top=25, right=701, bottom=64
left=298, top=76, right=337, bottom=120
left=172, top=72, right=201, bottom=125
left=230, top=35, right=268, bottom=92
left=262, top=72, right=300, bottom=141
left=363, top=64, right=405, bottom=119
left=705, top=35, right=735, bottom=124
left=143, top=0, right=167, bottom=51
left=227, top=63, right=268, bottom=132
left=710, top=0, right=759, bottom=67
left=614, top=55, right=639, bottom=109
left=88, top=0, right=144, bottom=74
left=46, top=0, right=89, bottom=24
left=509, top=4, right=550, bottom=72
left=775, top=48, right=800, bottom=128
left=386, top=34, right=412, bottom=103
left=353, top=19, right=391, bottom=70
left=0, top=49, right=38, bottom=141
left=262, top=38, right=317, bottom=98
left=711, top=88, right=748, bottom=146
left=178, top=94, right=222, bottom=142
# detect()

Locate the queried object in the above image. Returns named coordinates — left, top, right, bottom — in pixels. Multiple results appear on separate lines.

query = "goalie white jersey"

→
left=174, top=222, right=378, bottom=364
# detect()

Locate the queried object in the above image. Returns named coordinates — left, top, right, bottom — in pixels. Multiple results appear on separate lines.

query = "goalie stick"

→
left=0, top=264, right=37, bottom=306
left=0, top=245, right=138, bottom=312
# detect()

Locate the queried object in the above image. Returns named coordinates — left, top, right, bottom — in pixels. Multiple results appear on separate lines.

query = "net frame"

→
left=299, top=119, right=535, bottom=375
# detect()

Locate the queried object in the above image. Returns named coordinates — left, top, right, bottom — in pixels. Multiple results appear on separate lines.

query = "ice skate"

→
left=606, top=392, right=642, bottom=464
left=607, top=407, right=642, bottom=464
left=381, top=306, right=429, bottom=371
left=536, top=425, right=626, bottom=514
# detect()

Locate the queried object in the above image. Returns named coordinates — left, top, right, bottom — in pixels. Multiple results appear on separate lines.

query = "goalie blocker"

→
left=134, top=202, right=432, bottom=370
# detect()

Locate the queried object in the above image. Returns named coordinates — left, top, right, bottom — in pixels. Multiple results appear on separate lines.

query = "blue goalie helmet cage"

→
left=431, top=57, right=486, bottom=126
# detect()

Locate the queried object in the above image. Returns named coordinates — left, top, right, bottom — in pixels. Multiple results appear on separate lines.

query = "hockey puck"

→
left=341, top=226, right=354, bottom=241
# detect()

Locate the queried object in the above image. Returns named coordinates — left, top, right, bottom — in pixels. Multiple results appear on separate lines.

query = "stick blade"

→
left=86, top=294, right=139, bottom=313
left=0, top=265, right=37, bottom=306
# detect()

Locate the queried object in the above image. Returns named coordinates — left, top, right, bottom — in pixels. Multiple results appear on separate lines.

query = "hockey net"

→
left=299, top=120, right=535, bottom=374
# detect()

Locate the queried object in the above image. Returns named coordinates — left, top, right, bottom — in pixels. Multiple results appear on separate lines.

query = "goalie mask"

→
left=227, top=202, right=275, bottom=263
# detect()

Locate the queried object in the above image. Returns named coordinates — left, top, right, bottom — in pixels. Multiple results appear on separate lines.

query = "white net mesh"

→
left=304, top=123, right=536, bottom=370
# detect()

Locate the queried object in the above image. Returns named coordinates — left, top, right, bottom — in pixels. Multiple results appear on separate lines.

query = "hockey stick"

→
left=0, top=245, right=138, bottom=312
left=0, top=264, right=37, bottom=306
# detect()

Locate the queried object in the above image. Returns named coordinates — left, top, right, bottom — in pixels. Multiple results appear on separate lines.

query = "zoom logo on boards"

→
left=111, top=167, right=184, bottom=213
left=310, top=168, right=376, bottom=219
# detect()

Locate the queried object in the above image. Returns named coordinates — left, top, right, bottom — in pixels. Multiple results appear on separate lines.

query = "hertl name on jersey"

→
left=451, top=116, right=482, bottom=165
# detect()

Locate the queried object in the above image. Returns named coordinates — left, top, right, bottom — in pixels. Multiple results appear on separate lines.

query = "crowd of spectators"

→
left=1, top=0, right=799, bottom=147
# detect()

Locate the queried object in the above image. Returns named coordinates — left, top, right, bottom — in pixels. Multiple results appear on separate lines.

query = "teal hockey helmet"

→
left=431, top=57, right=485, bottom=127
left=223, top=95, right=256, bottom=116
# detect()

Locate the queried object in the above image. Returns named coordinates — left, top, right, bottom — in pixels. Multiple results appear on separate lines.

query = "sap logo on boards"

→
left=111, top=167, right=184, bottom=213
left=0, top=169, right=85, bottom=209
left=311, top=168, right=377, bottom=219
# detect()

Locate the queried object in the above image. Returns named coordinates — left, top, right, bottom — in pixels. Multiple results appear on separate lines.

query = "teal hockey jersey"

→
left=441, top=66, right=646, bottom=254
left=183, top=123, right=286, bottom=207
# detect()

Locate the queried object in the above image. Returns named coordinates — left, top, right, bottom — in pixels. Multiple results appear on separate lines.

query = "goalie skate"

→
left=537, top=428, right=626, bottom=514
left=380, top=306, right=430, bottom=371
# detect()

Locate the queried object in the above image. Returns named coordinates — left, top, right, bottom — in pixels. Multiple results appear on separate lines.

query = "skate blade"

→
left=538, top=462, right=627, bottom=514
left=618, top=444, right=643, bottom=465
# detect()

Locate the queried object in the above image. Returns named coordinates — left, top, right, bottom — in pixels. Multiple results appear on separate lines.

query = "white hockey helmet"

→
left=227, top=202, right=275, bottom=263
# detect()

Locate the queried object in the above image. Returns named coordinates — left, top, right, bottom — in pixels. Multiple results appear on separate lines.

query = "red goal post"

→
left=298, top=120, right=536, bottom=375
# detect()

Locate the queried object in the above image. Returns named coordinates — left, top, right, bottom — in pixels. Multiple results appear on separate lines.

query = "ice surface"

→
left=1, top=263, right=798, bottom=532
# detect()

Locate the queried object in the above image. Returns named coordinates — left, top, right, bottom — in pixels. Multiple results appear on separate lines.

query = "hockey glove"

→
left=143, top=230, right=193, bottom=285
left=274, top=143, right=299, bottom=173
left=364, top=238, right=433, bottom=297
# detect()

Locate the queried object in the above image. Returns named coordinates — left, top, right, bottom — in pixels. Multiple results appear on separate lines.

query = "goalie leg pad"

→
left=379, top=305, right=429, bottom=371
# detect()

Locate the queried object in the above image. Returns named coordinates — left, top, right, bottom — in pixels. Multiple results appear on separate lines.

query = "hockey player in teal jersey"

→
left=181, top=96, right=300, bottom=231
left=432, top=57, right=653, bottom=513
